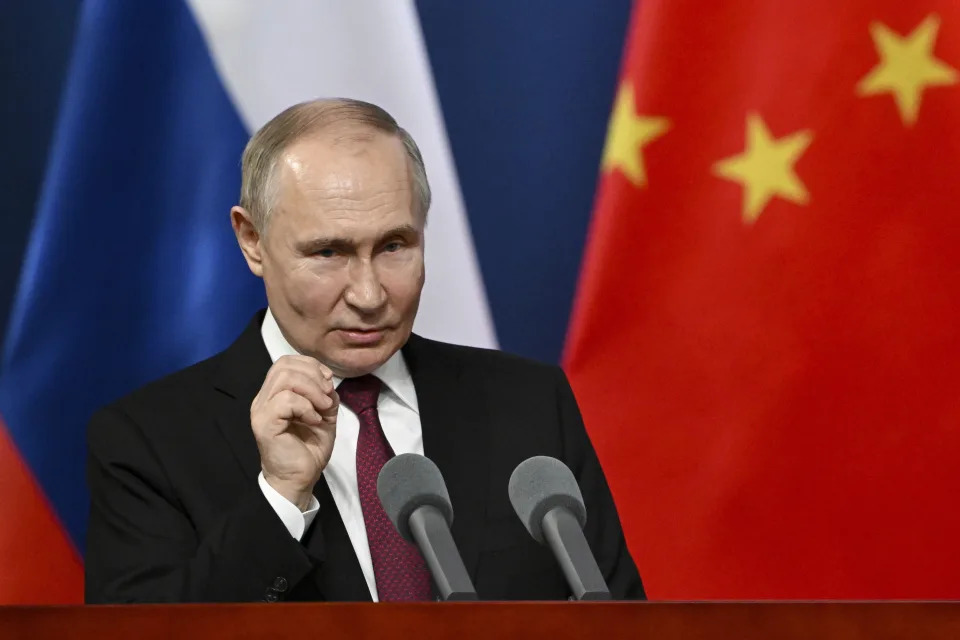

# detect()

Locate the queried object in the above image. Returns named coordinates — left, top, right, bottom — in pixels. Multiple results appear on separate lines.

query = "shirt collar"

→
left=260, top=308, right=419, bottom=414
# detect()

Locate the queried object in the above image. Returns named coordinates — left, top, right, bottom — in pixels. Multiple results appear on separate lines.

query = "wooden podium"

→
left=2, top=602, right=959, bottom=639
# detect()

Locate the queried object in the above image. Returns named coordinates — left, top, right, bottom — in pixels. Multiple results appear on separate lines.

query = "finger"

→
left=274, top=355, right=336, bottom=390
left=311, top=359, right=334, bottom=382
left=277, top=390, right=325, bottom=427
left=253, top=363, right=291, bottom=410
left=257, top=390, right=324, bottom=437
left=258, top=358, right=293, bottom=401
left=263, top=356, right=336, bottom=399
left=318, top=389, right=339, bottom=422
left=284, top=355, right=335, bottom=387
left=267, top=369, right=337, bottom=414
left=272, top=354, right=335, bottom=386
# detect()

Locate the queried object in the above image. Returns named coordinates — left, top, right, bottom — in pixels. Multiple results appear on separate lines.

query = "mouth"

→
left=336, top=327, right=387, bottom=345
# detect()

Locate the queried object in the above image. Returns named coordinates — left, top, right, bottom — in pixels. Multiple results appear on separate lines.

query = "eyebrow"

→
left=296, top=224, right=420, bottom=254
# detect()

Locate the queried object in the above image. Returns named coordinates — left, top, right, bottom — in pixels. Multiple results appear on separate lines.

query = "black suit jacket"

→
left=85, top=311, right=644, bottom=603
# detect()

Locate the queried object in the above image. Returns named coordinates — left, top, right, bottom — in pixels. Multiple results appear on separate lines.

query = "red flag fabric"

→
left=565, top=0, right=960, bottom=598
left=0, top=420, right=83, bottom=603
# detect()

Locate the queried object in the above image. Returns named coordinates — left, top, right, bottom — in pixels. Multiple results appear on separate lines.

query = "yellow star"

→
left=857, top=14, right=959, bottom=127
left=713, top=113, right=813, bottom=224
left=601, top=82, right=670, bottom=187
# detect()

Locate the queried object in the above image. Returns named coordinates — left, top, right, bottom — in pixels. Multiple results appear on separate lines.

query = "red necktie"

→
left=337, top=374, right=433, bottom=601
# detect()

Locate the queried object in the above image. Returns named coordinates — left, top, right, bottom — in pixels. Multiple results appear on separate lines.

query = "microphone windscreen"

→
left=377, top=453, right=454, bottom=542
left=508, top=456, right=587, bottom=543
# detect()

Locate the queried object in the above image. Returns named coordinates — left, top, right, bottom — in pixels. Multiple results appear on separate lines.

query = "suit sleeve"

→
left=554, top=367, right=646, bottom=600
left=85, top=405, right=317, bottom=603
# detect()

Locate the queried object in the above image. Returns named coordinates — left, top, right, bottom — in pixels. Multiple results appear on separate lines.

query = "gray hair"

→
left=239, top=98, right=431, bottom=232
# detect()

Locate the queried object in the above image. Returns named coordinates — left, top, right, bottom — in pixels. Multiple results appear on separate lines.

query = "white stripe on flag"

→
left=186, top=0, right=498, bottom=349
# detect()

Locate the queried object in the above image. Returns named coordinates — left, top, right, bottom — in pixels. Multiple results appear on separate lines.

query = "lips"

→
left=337, top=328, right=386, bottom=345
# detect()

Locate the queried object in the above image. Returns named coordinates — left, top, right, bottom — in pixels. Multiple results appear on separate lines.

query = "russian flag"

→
left=0, top=0, right=628, bottom=603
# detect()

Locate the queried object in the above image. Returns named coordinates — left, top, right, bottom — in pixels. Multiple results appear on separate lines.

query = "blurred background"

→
left=3, top=0, right=960, bottom=605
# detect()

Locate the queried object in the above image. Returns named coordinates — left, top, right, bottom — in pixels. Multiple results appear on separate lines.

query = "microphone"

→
left=508, top=456, right=612, bottom=601
left=377, top=453, right=478, bottom=601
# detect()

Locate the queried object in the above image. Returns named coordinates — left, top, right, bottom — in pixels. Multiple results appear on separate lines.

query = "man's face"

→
left=255, top=127, right=425, bottom=378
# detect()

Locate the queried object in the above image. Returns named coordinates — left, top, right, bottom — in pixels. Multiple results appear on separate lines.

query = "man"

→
left=85, top=98, right=643, bottom=603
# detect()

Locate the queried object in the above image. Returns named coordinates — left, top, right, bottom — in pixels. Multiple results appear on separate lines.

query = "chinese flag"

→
left=565, top=0, right=960, bottom=598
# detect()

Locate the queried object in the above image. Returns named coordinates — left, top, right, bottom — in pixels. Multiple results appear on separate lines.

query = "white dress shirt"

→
left=259, top=308, right=423, bottom=601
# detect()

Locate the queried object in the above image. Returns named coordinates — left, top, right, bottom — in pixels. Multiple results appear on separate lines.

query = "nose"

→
left=343, top=259, right=387, bottom=313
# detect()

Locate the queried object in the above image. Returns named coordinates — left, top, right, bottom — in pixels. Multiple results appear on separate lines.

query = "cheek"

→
left=379, top=256, right=424, bottom=307
left=283, top=264, right=346, bottom=315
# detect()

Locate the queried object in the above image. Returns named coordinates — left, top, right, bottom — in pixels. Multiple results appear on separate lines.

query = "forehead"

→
left=267, top=126, right=423, bottom=239
left=270, top=124, right=425, bottom=241
left=279, top=127, right=411, bottom=202
left=271, top=125, right=422, bottom=236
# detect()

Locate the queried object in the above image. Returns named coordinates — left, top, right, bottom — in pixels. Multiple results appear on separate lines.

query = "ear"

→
left=420, top=229, right=426, bottom=285
left=231, top=206, right=264, bottom=277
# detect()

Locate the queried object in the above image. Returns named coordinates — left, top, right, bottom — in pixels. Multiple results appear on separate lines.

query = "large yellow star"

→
left=601, top=82, right=670, bottom=187
left=857, top=14, right=959, bottom=127
left=713, top=113, right=813, bottom=224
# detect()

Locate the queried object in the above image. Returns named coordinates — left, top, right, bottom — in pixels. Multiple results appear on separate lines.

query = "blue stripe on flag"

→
left=0, top=0, right=262, bottom=549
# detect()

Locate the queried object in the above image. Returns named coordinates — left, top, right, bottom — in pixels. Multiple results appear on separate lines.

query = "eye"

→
left=315, top=248, right=337, bottom=258
left=383, top=241, right=402, bottom=252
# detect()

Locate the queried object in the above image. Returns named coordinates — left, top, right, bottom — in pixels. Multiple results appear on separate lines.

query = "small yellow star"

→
left=601, top=82, right=670, bottom=187
left=857, top=14, right=959, bottom=127
left=713, top=113, right=813, bottom=224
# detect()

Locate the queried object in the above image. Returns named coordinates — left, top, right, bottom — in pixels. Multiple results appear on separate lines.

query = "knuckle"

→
left=274, top=389, right=297, bottom=406
left=274, top=369, right=295, bottom=386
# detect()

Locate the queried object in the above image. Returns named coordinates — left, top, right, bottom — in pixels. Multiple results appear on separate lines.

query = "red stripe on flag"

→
left=0, top=416, right=83, bottom=603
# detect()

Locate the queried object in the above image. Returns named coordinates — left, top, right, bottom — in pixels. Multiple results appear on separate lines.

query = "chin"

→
left=331, top=348, right=394, bottom=378
left=323, top=328, right=412, bottom=377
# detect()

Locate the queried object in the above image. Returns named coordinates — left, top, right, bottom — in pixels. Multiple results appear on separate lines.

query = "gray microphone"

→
left=377, top=453, right=478, bottom=601
left=508, top=456, right=612, bottom=601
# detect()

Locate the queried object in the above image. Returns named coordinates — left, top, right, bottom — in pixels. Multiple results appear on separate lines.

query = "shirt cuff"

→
left=258, top=472, right=320, bottom=541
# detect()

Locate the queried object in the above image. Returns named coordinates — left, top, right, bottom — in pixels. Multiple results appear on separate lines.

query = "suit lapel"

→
left=403, top=335, right=490, bottom=584
left=211, top=311, right=271, bottom=479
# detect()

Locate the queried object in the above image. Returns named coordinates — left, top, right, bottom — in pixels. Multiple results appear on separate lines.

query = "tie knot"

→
left=337, top=374, right=382, bottom=415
